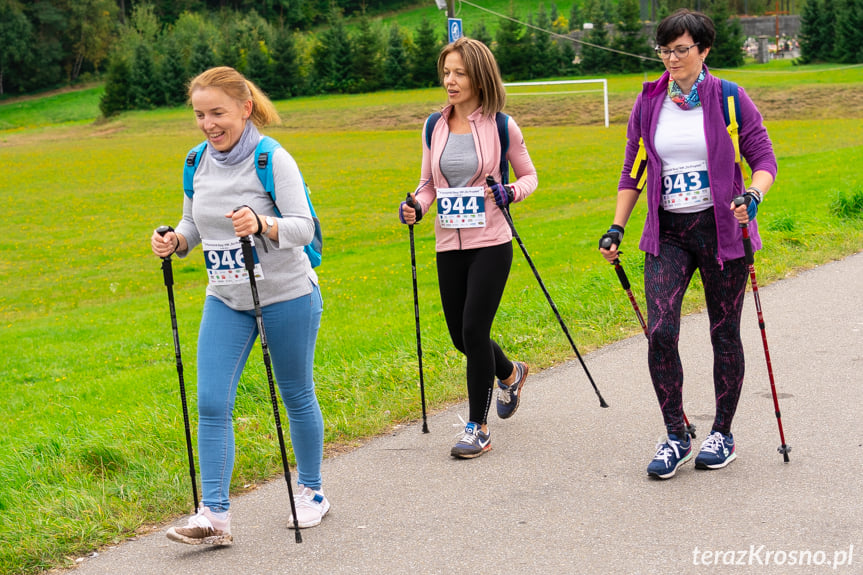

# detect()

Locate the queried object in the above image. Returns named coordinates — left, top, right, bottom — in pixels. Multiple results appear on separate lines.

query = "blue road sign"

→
left=448, top=18, right=463, bottom=42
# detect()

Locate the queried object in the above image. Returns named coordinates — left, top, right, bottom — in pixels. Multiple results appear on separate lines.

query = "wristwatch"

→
left=265, top=216, right=275, bottom=234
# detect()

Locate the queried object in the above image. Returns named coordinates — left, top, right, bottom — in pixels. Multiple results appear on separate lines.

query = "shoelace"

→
left=497, top=364, right=523, bottom=404
left=700, top=433, right=725, bottom=455
left=294, top=488, right=324, bottom=510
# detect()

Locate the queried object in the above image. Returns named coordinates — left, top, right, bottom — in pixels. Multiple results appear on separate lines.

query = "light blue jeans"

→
left=196, top=286, right=324, bottom=513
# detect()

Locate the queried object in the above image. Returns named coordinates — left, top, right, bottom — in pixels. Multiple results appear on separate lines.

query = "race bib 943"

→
left=661, top=161, right=712, bottom=210
left=437, top=186, right=486, bottom=229
left=202, top=238, right=264, bottom=285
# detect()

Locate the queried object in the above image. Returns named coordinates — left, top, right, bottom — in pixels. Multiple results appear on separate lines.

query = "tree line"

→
left=798, top=0, right=863, bottom=63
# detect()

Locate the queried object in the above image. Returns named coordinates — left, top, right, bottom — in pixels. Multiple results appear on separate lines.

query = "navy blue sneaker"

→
left=496, top=361, right=529, bottom=419
left=695, top=431, right=736, bottom=469
left=646, top=433, right=692, bottom=479
left=450, top=422, right=491, bottom=459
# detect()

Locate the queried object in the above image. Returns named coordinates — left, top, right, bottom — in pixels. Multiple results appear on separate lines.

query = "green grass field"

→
left=2, top=62, right=863, bottom=574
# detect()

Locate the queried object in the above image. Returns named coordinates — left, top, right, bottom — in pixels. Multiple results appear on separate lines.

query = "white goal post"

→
left=503, top=79, right=609, bottom=128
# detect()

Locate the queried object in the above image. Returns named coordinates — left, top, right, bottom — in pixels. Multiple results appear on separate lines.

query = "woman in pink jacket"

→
left=400, top=37, right=538, bottom=459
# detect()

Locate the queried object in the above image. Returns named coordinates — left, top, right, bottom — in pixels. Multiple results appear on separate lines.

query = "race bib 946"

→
left=202, top=238, right=264, bottom=285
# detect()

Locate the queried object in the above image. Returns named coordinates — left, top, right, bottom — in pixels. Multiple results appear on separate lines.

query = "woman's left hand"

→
left=226, top=206, right=261, bottom=237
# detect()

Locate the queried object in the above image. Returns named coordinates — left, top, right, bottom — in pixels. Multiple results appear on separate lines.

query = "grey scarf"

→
left=208, top=121, right=261, bottom=166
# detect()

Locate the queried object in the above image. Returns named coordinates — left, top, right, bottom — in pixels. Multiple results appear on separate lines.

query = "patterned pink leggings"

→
left=644, top=208, right=748, bottom=437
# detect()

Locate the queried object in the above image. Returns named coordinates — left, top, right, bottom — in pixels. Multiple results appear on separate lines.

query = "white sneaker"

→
left=166, top=506, right=232, bottom=545
left=289, top=486, right=330, bottom=528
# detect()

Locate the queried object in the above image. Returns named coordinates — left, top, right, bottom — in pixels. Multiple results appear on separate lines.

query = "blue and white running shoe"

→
left=646, top=433, right=692, bottom=479
left=450, top=422, right=491, bottom=459
left=695, top=430, right=737, bottom=469
left=496, top=361, right=529, bottom=419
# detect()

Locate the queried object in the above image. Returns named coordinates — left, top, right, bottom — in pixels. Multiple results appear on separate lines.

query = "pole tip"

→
left=295, top=529, right=303, bottom=543
left=599, top=397, right=609, bottom=408
left=422, top=423, right=430, bottom=433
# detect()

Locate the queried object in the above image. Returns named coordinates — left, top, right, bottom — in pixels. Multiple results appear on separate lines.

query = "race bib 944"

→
left=437, top=186, right=486, bottom=229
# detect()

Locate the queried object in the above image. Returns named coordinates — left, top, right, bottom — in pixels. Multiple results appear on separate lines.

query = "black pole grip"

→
left=599, top=236, right=612, bottom=250
left=733, top=196, right=755, bottom=265
left=239, top=235, right=255, bottom=275
left=156, top=225, right=174, bottom=236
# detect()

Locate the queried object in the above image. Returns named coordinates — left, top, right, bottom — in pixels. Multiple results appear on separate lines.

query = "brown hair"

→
left=437, top=38, right=506, bottom=116
left=187, top=66, right=281, bottom=126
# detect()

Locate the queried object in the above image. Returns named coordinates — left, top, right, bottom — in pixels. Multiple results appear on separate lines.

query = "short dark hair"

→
left=655, top=9, right=715, bottom=51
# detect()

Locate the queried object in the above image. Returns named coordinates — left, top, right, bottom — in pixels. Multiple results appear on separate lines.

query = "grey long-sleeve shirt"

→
left=175, top=141, right=317, bottom=310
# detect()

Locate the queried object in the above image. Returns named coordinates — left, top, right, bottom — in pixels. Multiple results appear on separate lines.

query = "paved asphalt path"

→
left=66, top=252, right=863, bottom=575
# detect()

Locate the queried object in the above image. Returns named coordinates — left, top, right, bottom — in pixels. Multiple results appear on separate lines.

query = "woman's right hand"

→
left=151, top=228, right=179, bottom=258
left=598, top=225, right=624, bottom=264
left=399, top=194, right=421, bottom=225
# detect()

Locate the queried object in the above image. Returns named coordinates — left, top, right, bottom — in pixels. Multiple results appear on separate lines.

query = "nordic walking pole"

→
left=733, top=196, right=791, bottom=463
left=238, top=231, right=303, bottom=542
left=156, top=225, right=199, bottom=514
left=486, top=176, right=608, bottom=408
left=599, top=236, right=696, bottom=438
left=406, top=194, right=430, bottom=433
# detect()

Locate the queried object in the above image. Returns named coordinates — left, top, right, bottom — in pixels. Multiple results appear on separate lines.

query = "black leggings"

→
left=437, top=242, right=515, bottom=425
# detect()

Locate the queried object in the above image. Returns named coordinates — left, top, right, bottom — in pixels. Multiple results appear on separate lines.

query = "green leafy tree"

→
left=384, top=23, right=409, bottom=89
left=708, top=0, right=744, bottom=67
left=100, top=55, right=133, bottom=117
left=409, top=16, right=441, bottom=88
left=64, top=0, right=117, bottom=81
left=188, top=32, right=216, bottom=76
left=494, top=8, right=529, bottom=80
left=0, top=0, right=33, bottom=95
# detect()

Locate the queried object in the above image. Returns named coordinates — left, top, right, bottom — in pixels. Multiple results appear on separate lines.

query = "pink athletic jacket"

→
left=413, top=105, right=538, bottom=253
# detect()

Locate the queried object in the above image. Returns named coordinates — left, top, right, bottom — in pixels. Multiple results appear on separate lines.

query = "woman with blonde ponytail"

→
left=151, top=66, right=329, bottom=544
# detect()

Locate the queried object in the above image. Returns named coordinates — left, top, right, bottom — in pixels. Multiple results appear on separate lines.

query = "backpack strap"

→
left=424, top=112, right=442, bottom=149
left=495, top=112, right=510, bottom=184
left=254, top=136, right=323, bottom=268
left=183, top=142, right=208, bottom=198
left=721, top=79, right=742, bottom=166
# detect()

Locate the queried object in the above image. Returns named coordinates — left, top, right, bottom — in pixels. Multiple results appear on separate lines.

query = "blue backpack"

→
left=425, top=111, right=511, bottom=184
left=183, top=136, right=322, bottom=268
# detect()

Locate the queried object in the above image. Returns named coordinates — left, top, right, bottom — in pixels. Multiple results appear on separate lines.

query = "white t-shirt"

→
left=654, top=96, right=713, bottom=213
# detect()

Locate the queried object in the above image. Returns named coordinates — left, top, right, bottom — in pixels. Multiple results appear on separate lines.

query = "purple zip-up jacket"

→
left=618, top=67, right=777, bottom=263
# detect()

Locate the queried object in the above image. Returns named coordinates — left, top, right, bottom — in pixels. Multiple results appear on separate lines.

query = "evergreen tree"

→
left=268, top=26, right=301, bottom=99
left=100, top=56, right=133, bottom=117
left=798, top=0, right=822, bottom=63
left=311, top=6, right=355, bottom=93
left=558, top=38, right=579, bottom=76
left=833, top=0, right=863, bottom=63
left=0, top=0, right=33, bottom=95
left=708, top=0, right=744, bottom=68
left=570, top=1, right=584, bottom=31
left=245, top=39, right=270, bottom=92
left=384, top=23, right=409, bottom=89
left=613, top=0, right=649, bottom=73
left=352, top=11, right=382, bottom=93
left=160, top=36, right=188, bottom=106
left=494, top=8, right=529, bottom=80
left=131, top=41, right=162, bottom=108
left=410, top=17, right=441, bottom=88
left=817, top=0, right=838, bottom=61
left=470, top=19, right=493, bottom=48
left=188, top=32, right=216, bottom=76
left=529, top=6, right=558, bottom=79
left=580, top=0, right=613, bottom=74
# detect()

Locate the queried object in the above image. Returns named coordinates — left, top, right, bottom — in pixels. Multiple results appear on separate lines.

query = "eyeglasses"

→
left=655, top=43, right=699, bottom=59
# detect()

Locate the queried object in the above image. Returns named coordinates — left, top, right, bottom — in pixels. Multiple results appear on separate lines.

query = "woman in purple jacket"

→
left=400, top=37, right=538, bottom=459
left=599, top=10, right=777, bottom=479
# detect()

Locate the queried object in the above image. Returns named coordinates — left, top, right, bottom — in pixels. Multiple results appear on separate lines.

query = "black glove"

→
left=490, top=183, right=514, bottom=208
left=599, top=224, right=625, bottom=250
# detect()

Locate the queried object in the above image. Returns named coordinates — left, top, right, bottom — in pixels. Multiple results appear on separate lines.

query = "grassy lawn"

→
left=1, top=62, right=862, bottom=574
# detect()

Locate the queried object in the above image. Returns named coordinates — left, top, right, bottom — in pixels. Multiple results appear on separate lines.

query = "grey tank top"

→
left=439, top=132, right=478, bottom=188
